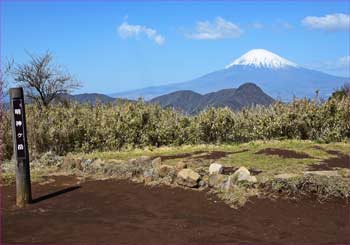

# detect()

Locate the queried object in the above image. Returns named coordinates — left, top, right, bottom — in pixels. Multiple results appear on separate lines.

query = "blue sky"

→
left=1, top=0, right=350, bottom=94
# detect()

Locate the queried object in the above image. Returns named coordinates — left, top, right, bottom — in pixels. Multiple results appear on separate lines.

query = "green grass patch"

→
left=75, top=140, right=349, bottom=175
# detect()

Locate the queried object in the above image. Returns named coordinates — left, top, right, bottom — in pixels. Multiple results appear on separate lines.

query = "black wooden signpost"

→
left=9, top=87, right=32, bottom=207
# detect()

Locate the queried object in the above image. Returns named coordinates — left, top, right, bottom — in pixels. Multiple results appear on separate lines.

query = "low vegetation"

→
left=1, top=95, right=350, bottom=160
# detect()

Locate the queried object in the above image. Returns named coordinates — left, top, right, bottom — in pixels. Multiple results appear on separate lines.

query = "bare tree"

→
left=11, top=51, right=81, bottom=107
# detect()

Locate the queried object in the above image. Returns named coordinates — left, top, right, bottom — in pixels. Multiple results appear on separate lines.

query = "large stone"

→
left=158, top=165, right=176, bottom=178
left=208, top=174, right=228, bottom=188
left=151, top=157, right=162, bottom=169
left=231, top=167, right=258, bottom=183
left=175, top=161, right=187, bottom=171
left=303, top=171, right=340, bottom=177
left=209, top=163, right=223, bottom=175
left=232, top=167, right=250, bottom=182
left=177, top=169, right=201, bottom=188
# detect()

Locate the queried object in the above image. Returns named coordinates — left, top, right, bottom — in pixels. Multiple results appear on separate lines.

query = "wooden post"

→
left=9, top=87, right=32, bottom=207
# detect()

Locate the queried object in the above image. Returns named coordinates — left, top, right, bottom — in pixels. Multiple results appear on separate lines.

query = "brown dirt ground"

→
left=160, top=151, right=206, bottom=161
left=1, top=176, right=349, bottom=244
left=255, top=148, right=312, bottom=159
left=308, top=147, right=350, bottom=171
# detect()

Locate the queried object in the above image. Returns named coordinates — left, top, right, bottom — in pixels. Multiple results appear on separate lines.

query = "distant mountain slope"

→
left=150, top=83, right=275, bottom=114
left=58, top=93, right=116, bottom=104
left=111, top=49, right=349, bottom=101
left=71, top=93, right=116, bottom=104
left=149, top=90, right=203, bottom=113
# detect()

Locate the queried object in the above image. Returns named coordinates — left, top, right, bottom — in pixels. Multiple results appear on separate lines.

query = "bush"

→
left=1, top=96, right=350, bottom=160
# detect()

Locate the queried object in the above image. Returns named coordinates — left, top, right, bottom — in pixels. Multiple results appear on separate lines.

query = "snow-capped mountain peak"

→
left=225, top=49, right=298, bottom=69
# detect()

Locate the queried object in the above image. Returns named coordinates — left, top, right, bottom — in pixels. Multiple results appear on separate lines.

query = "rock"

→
left=158, top=165, right=176, bottom=178
left=199, top=175, right=209, bottom=188
left=151, top=157, right=162, bottom=169
left=198, top=179, right=207, bottom=188
left=91, top=158, right=104, bottom=169
left=246, top=176, right=258, bottom=183
left=209, top=163, right=223, bottom=175
left=143, top=168, right=155, bottom=183
left=222, top=175, right=235, bottom=191
left=159, top=176, right=174, bottom=185
left=228, top=174, right=257, bottom=189
left=62, top=156, right=82, bottom=170
left=175, top=161, right=187, bottom=171
left=208, top=174, right=228, bottom=188
left=196, top=166, right=208, bottom=176
left=274, top=173, right=299, bottom=180
left=232, top=166, right=250, bottom=182
left=139, top=156, right=152, bottom=163
left=177, top=169, right=201, bottom=188
left=257, top=175, right=270, bottom=185
left=303, top=171, right=340, bottom=177
left=232, top=166, right=258, bottom=183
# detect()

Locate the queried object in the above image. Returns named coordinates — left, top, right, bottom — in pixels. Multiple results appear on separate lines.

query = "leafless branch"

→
left=11, top=51, right=81, bottom=107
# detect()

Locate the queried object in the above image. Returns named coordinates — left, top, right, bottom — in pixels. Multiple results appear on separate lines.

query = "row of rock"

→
left=144, top=159, right=259, bottom=190
left=144, top=157, right=201, bottom=188
left=14, top=152, right=347, bottom=201
left=28, top=153, right=260, bottom=190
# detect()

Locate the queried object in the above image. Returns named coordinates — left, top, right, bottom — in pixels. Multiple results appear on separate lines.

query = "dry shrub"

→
left=2, top=97, right=350, bottom=159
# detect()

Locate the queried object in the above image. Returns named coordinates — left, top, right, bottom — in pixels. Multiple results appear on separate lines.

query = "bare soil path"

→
left=1, top=176, right=349, bottom=244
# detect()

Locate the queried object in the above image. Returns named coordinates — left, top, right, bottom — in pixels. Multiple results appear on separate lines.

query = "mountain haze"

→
left=111, top=49, right=349, bottom=101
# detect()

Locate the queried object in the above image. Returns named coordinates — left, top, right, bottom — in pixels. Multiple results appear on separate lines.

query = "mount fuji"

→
left=111, top=49, right=349, bottom=101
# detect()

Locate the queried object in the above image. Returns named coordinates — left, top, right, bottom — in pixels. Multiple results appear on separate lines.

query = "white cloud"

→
left=187, top=17, right=243, bottom=40
left=118, top=21, right=165, bottom=45
left=307, top=56, right=350, bottom=77
left=251, top=22, right=264, bottom=29
left=302, top=13, right=350, bottom=31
